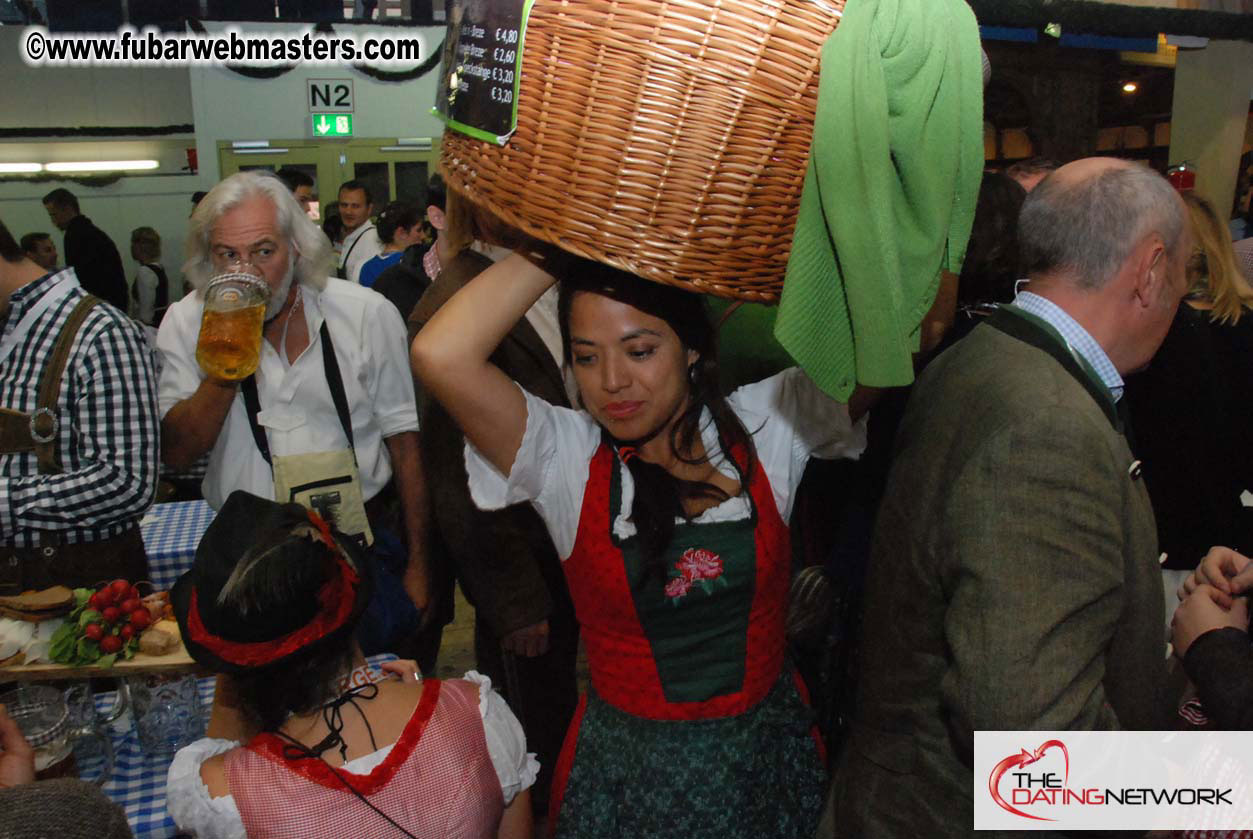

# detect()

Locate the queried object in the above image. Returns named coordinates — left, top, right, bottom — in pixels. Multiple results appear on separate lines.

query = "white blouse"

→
left=466, top=367, right=867, bottom=559
left=166, top=672, right=539, bottom=839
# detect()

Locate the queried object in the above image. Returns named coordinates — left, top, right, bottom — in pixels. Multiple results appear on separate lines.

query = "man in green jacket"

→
left=821, top=158, right=1191, bottom=837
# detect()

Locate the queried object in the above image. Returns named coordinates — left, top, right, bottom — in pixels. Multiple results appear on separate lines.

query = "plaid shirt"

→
left=1013, top=290, right=1125, bottom=402
left=0, top=270, right=158, bottom=546
left=1234, top=237, right=1253, bottom=285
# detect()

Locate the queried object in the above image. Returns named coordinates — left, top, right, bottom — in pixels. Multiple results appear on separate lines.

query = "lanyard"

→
left=240, top=320, right=356, bottom=468
left=0, top=272, right=76, bottom=371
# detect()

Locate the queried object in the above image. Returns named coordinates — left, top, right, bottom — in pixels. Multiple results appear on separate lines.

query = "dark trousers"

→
left=474, top=588, right=579, bottom=817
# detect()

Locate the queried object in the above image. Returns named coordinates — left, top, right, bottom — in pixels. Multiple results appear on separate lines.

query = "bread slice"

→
left=0, top=585, right=74, bottom=614
left=0, top=604, right=69, bottom=622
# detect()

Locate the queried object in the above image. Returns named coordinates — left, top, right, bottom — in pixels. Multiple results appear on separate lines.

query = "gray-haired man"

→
left=822, top=158, right=1191, bottom=837
left=156, top=171, right=430, bottom=654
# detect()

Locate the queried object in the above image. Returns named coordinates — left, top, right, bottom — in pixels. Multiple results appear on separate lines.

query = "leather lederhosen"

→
left=0, top=294, right=148, bottom=594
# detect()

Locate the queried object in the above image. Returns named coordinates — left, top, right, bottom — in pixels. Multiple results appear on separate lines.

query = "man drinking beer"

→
left=156, top=171, right=430, bottom=656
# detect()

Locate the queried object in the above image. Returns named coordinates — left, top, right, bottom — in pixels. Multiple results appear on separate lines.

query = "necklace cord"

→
left=273, top=683, right=420, bottom=839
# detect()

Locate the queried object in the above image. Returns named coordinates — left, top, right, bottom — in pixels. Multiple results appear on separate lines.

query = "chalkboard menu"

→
left=433, top=0, right=533, bottom=145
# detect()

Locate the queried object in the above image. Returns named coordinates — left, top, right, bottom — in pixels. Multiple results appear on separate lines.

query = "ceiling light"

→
left=0, top=163, right=43, bottom=174
left=380, top=138, right=433, bottom=152
left=44, top=160, right=160, bottom=173
left=1122, top=82, right=1139, bottom=94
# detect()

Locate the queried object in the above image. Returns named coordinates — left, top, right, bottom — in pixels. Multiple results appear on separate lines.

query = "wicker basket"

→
left=440, top=0, right=845, bottom=302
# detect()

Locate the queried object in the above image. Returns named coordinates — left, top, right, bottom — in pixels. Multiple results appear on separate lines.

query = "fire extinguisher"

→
left=1166, top=161, right=1196, bottom=192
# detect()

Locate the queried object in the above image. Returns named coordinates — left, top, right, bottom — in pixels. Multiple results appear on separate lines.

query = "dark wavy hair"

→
left=376, top=200, right=424, bottom=246
left=219, top=532, right=365, bottom=733
left=557, top=260, right=755, bottom=586
left=234, top=633, right=358, bottom=733
left=958, top=172, right=1027, bottom=308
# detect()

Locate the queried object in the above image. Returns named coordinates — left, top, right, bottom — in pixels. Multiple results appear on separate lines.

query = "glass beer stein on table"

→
left=196, top=271, right=270, bottom=381
left=61, top=679, right=129, bottom=767
left=2, top=683, right=115, bottom=784
left=127, top=673, right=205, bottom=757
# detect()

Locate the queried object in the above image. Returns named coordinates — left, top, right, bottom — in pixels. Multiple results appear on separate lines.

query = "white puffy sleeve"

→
left=463, top=383, right=601, bottom=558
left=462, top=671, right=540, bottom=806
left=166, top=738, right=248, bottom=839
left=363, top=291, right=420, bottom=437
left=729, top=367, right=868, bottom=523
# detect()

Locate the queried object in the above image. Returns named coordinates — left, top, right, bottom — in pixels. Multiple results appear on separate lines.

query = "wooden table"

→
left=0, top=500, right=216, bottom=682
left=0, top=648, right=197, bottom=683
left=0, top=620, right=198, bottom=683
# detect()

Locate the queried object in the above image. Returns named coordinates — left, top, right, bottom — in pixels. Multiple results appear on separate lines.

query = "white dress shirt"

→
left=132, top=264, right=159, bottom=325
left=339, top=223, right=382, bottom=285
left=156, top=279, right=418, bottom=510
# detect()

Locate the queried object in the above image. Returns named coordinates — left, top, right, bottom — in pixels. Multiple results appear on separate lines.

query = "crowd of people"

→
left=17, top=188, right=173, bottom=331
left=0, top=147, right=1251, bottom=839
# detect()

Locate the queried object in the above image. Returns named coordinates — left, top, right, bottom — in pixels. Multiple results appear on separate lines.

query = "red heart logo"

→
left=988, top=740, right=1069, bottom=821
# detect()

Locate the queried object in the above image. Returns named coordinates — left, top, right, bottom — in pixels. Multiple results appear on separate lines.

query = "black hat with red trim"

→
left=171, top=491, right=373, bottom=675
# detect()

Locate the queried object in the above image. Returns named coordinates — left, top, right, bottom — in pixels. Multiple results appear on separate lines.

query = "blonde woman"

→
left=1181, top=191, right=1253, bottom=324
left=130, top=226, right=169, bottom=327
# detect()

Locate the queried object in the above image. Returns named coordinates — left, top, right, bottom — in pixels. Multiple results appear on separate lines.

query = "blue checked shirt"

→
left=1012, top=291, right=1124, bottom=402
left=0, top=270, right=158, bottom=546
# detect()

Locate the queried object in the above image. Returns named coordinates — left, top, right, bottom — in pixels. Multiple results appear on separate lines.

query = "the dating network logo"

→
left=976, top=731, right=1242, bottom=830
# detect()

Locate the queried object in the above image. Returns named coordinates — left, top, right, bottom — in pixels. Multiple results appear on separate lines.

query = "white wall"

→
left=0, top=27, right=204, bottom=292
left=0, top=28, right=193, bottom=130
left=190, top=21, right=447, bottom=182
left=0, top=21, right=449, bottom=292
left=0, top=175, right=202, bottom=300
left=1169, top=40, right=1253, bottom=216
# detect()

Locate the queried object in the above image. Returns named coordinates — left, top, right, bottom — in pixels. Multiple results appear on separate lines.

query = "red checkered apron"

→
left=225, top=678, right=504, bottom=838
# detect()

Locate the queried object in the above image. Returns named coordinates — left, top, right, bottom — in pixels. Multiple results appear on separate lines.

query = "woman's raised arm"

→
left=410, top=252, right=558, bottom=476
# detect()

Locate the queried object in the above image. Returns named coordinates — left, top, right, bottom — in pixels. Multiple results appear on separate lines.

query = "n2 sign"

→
left=308, top=79, right=354, bottom=112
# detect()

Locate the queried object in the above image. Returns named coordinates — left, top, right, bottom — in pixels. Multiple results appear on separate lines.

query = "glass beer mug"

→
left=127, top=673, right=205, bottom=757
left=2, top=684, right=116, bottom=785
left=196, top=268, right=270, bottom=381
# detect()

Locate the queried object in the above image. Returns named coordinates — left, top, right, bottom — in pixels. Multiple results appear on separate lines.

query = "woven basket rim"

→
left=444, top=177, right=786, bottom=304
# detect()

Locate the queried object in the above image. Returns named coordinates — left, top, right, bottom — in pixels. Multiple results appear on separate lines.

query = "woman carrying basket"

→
left=411, top=247, right=867, bottom=838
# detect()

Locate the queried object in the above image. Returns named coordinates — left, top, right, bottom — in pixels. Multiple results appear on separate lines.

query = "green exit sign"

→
left=312, top=113, right=353, bottom=137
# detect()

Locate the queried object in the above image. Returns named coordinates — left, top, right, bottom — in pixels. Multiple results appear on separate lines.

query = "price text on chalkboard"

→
left=433, top=0, right=534, bottom=145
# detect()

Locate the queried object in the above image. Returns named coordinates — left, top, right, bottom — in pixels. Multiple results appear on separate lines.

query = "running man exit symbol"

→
left=312, top=113, right=353, bottom=137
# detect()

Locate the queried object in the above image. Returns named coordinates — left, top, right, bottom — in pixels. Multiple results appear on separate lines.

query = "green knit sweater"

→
left=775, top=0, right=984, bottom=400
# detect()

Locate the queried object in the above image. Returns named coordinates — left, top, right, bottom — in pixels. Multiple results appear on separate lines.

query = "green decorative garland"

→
left=0, top=173, right=127, bottom=186
left=0, top=124, right=193, bottom=139
left=966, top=0, right=1253, bottom=41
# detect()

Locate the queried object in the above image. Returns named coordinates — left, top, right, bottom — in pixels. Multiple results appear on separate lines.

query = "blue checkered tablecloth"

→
left=87, top=654, right=398, bottom=839
left=84, top=677, right=216, bottom=839
left=140, top=501, right=216, bottom=590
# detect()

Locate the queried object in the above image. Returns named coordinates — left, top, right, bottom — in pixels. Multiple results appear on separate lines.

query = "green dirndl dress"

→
left=548, top=440, right=826, bottom=838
